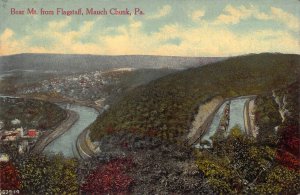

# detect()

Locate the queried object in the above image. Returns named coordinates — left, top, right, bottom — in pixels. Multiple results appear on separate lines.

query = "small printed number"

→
left=0, top=190, right=20, bottom=195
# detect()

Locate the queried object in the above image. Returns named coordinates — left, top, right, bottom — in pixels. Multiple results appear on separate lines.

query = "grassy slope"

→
left=90, top=53, right=300, bottom=142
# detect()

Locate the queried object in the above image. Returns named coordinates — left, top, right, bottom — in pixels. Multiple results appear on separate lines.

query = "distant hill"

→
left=89, top=53, right=300, bottom=142
left=0, top=53, right=225, bottom=73
left=0, top=97, right=67, bottom=130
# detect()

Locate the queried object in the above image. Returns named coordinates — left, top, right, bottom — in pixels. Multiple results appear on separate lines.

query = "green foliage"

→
left=90, top=53, right=300, bottom=143
left=250, top=165, right=300, bottom=194
left=229, top=125, right=243, bottom=139
left=0, top=142, right=19, bottom=161
left=275, top=81, right=300, bottom=170
left=254, top=95, right=281, bottom=140
left=0, top=97, right=67, bottom=130
left=17, top=154, right=78, bottom=194
left=196, top=158, right=238, bottom=194
left=197, top=132, right=300, bottom=194
left=211, top=129, right=226, bottom=144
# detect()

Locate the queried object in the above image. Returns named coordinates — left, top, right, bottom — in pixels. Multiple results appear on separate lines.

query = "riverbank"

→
left=76, top=128, right=96, bottom=159
left=43, top=104, right=99, bottom=157
left=1, top=93, right=101, bottom=157
left=31, top=110, right=79, bottom=154
left=244, top=98, right=257, bottom=137
left=18, top=93, right=102, bottom=112
left=190, top=95, right=257, bottom=146
left=244, top=99, right=251, bottom=135
left=187, top=98, right=224, bottom=145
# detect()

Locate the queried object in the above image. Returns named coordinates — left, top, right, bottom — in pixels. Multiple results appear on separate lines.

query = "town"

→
left=0, top=96, right=67, bottom=163
left=18, top=69, right=133, bottom=102
left=0, top=120, right=40, bottom=162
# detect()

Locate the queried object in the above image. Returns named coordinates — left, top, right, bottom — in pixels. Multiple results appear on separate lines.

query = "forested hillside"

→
left=90, top=53, right=300, bottom=142
left=0, top=97, right=67, bottom=130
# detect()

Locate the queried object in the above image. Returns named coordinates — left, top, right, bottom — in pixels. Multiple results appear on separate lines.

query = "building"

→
left=1, top=132, right=20, bottom=141
left=18, top=140, right=29, bottom=154
left=27, top=129, right=38, bottom=138
left=11, top=118, right=21, bottom=125
left=16, top=127, right=24, bottom=137
left=0, top=153, right=9, bottom=162
left=0, top=120, right=4, bottom=129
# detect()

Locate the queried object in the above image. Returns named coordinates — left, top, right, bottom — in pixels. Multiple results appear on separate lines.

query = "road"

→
left=187, top=100, right=224, bottom=145
left=31, top=110, right=79, bottom=154
left=76, top=128, right=95, bottom=159
left=244, top=98, right=257, bottom=137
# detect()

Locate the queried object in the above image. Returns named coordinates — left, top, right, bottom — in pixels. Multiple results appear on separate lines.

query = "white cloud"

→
left=147, top=5, right=171, bottom=19
left=0, top=28, right=29, bottom=55
left=215, top=5, right=256, bottom=24
left=48, top=17, right=71, bottom=29
left=270, top=7, right=299, bottom=31
left=215, top=5, right=299, bottom=32
left=255, top=12, right=272, bottom=20
left=0, top=14, right=299, bottom=56
left=97, top=20, right=299, bottom=56
left=0, top=18, right=98, bottom=55
left=43, top=18, right=96, bottom=53
left=190, top=9, right=205, bottom=22
left=0, top=28, right=14, bottom=41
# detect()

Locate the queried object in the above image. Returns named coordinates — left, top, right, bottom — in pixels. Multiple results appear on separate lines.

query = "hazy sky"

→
left=0, top=0, right=299, bottom=56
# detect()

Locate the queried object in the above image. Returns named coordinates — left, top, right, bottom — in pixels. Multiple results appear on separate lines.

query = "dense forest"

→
left=89, top=53, right=300, bottom=143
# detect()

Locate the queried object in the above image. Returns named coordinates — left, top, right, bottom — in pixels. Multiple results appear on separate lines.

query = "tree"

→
left=197, top=132, right=299, bottom=194
left=229, top=125, right=243, bottom=139
left=254, top=95, right=281, bottom=141
left=276, top=124, right=300, bottom=170
left=250, top=165, right=300, bottom=194
left=17, top=154, right=78, bottom=194
left=196, top=153, right=241, bottom=194
left=46, top=155, right=79, bottom=194
left=81, top=158, right=134, bottom=194
left=0, top=161, right=21, bottom=190
left=18, top=155, right=52, bottom=193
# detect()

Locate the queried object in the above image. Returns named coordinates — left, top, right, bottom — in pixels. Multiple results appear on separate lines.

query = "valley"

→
left=0, top=53, right=299, bottom=194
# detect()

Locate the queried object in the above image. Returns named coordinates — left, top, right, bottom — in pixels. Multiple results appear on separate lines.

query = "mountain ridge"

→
left=0, top=53, right=226, bottom=73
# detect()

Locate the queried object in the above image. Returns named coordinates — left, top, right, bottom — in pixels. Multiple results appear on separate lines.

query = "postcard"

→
left=0, top=0, right=299, bottom=194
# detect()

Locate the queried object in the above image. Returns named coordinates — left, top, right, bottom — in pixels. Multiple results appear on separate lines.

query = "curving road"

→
left=31, top=110, right=79, bottom=154
left=76, top=128, right=95, bottom=159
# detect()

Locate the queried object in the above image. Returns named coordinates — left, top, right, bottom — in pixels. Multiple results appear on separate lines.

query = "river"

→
left=43, top=104, right=99, bottom=158
left=199, top=97, right=249, bottom=146
left=227, top=98, right=248, bottom=133
left=0, top=94, right=100, bottom=158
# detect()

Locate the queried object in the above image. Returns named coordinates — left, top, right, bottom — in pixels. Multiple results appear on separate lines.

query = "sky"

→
left=0, top=0, right=299, bottom=57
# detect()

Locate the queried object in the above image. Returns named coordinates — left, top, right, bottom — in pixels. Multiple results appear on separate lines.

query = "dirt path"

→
left=31, top=110, right=79, bottom=154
